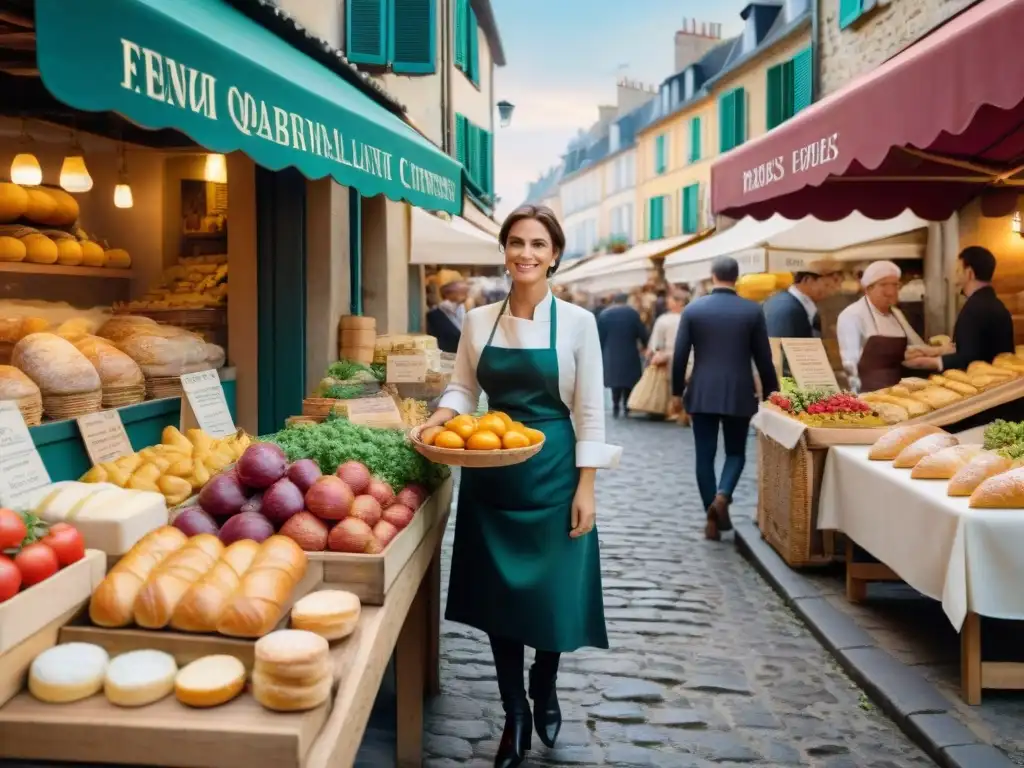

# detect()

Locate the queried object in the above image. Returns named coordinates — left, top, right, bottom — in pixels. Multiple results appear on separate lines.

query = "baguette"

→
left=89, top=527, right=188, bottom=627
left=134, top=534, right=225, bottom=629
left=967, top=361, right=1015, bottom=379
left=170, top=540, right=261, bottom=633
left=969, top=466, right=1024, bottom=508
left=892, top=433, right=959, bottom=469
left=216, top=536, right=307, bottom=638
left=947, top=451, right=1012, bottom=496
left=910, top=445, right=984, bottom=480
left=868, top=424, right=943, bottom=461
left=865, top=393, right=930, bottom=417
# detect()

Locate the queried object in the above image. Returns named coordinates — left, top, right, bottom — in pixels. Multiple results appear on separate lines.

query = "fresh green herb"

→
left=983, top=419, right=1024, bottom=450
left=321, top=383, right=365, bottom=400
left=259, top=415, right=449, bottom=492
left=370, top=362, right=386, bottom=382
left=326, top=359, right=373, bottom=380
left=997, top=443, right=1024, bottom=460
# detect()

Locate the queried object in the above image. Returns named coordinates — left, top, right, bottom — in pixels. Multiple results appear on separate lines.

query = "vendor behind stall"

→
left=837, top=260, right=925, bottom=392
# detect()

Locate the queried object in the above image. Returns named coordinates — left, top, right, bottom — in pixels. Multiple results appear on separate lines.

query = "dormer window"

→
left=670, top=79, right=680, bottom=107
left=609, top=123, right=621, bottom=153
left=743, top=15, right=757, bottom=51
left=684, top=68, right=695, bottom=99
left=660, top=85, right=670, bottom=114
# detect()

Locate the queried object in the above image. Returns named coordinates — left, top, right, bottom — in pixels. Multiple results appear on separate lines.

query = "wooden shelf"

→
left=0, top=262, right=134, bottom=279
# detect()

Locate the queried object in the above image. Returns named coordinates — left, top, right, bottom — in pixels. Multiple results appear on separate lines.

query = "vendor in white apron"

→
left=836, top=261, right=926, bottom=392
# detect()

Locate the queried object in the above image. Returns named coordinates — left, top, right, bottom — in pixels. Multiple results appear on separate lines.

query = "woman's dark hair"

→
left=959, top=245, right=996, bottom=282
left=498, top=204, right=567, bottom=276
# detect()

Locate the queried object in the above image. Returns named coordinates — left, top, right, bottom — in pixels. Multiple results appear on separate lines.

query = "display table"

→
left=818, top=432, right=1024, bottom=704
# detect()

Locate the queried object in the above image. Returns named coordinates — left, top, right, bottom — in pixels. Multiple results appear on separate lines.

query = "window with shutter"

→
left=648, top=197, right=665, bottom=240
left=719, top=91, right=735, bottom=153
left=682, top=184, right=699, bottom=234
left=468, top=7, right=480, bottom=85
left=478, top=129, right=492, bottom=194
left=655, top=134, right=667, bottom=174
left=792, top=47, right=812, bottom=113
left=689, top=116, right=701, bottom=162
left=468, top=123, right=482, bottom=185
left=455, top=113, right=468, bottom=166
left=390, top=0, right=436, bottom=74
left=839, top=0, right=863, bottom=28
left=346, top=0, right=387, bottom=66
left=766, top=63, right=785, bottom=130
left=732, top=88, right=747, bottom=148
left=453, top=0, right=467, bottom=68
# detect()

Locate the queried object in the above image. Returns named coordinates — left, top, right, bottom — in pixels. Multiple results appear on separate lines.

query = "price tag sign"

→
left=77, top=410, right=134, bottom=466
left=180, top=370, right=236, bottom=438
left=0, top=401, right=51, bottom=507
left=346, top=396, right=405, bottom=429
left=780, top=338, right=840, bottom=392
left=386, top=352, right=428, bottom=384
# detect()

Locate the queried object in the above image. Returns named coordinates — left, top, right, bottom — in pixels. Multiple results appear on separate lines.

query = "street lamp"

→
left=497, top=100, right=515, bottom=128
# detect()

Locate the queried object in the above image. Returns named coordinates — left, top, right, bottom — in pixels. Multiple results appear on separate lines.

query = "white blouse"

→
left=438, top=292, right=622, bottom=469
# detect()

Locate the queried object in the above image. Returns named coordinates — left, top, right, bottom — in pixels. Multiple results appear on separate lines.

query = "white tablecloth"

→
left=751, top=405, right=806, bottom=450
left=818, top=427, right=1024, bottom=631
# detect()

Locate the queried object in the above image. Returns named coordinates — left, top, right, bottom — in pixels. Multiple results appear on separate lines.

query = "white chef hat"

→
left=860, top=260, right=901, bottom=288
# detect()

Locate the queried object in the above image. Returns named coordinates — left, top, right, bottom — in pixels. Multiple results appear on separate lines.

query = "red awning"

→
left=711, top=0, right=1024, bottom=222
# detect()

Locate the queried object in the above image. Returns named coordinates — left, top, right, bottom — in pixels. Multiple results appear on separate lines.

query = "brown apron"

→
left=857, top=297, right=909, bottom=392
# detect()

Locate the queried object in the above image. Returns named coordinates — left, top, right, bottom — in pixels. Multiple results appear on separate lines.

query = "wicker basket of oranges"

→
left=409, top=411, right=545, bottom=467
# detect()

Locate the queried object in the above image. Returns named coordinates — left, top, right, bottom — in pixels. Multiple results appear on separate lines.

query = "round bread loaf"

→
left=12, top=332, right=102, bottom=395
left=0, top=364, right=40, bottom=400
left=74, top=335, right=144, bottom=387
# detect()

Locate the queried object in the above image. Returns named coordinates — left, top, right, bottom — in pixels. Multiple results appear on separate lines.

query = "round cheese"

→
left=29, top=642, right=109, bottom=703
left=105, top=248, right=132, bottom=269
left=22, top=233, right=58, bottom=264
left=55, top=238, right=83, bottom=266
left=104, top=649, right=178, bottom=707
left=23, top=189, right=57, bottom=225
left=0, top=236, right=27, bottom=263
left=80, top=241, right=106, bottom=267
left=0, top=183, right=29, bottom=223
left=36, top=188, right=80, bottom=227
left=175, top=655, right=246, bottom=708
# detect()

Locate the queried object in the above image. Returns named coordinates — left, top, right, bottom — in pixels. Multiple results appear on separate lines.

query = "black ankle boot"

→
left=528, top=664, right=562, bottom=748
left=494, top=699, right=531, bottom=768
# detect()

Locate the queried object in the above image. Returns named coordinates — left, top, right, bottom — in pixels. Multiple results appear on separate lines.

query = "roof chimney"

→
left=674, top=17, right=723, bottom=73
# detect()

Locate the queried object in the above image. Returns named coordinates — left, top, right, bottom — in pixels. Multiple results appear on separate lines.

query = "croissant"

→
left=911, top=445, right=983, bottom=480
left=947, top=451, right=1012, bottom=497
left=867, top=424, right=943, bottom=461
left=892, top=433, right=959, bottom=469
left=969, top=467, right=1024, bottom=508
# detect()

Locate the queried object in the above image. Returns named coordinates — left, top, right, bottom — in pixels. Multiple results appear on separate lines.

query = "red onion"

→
left=287, top=459, right=322, bottom=493
left=236, top=443, right=287, bottom=489
left=198, top=472, right=249, bottom=518
left=172, top=505, right=220, bottom=537
left=219, top=511, right=274, bottom=545
left=261, top=478, right=305, bottom=526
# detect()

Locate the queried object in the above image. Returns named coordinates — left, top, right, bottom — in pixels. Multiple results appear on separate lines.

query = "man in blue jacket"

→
left=672, top=256, right=779, bottom=540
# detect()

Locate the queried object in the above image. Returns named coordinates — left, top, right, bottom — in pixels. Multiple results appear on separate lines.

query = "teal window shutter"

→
left=688, top=117, right=701, bottom=163
left=468, top=7, right=480, bottom=85
left=793, top=47, right=812, bottom=113
left=346, top=0, right=387, bottom=66
left=655, top=134, right=666, bottom=174
left=733, top=87, right=747, bottom=148
left=479, top=129, right=493, bottom=194
left=719, top=92, right=735, bottom=153
left=390, top=0, right=436, bottom=74
left=455, top=113, right=468, bottom=166
left=766, top=63, right=784, bottom=130
left=468, top=122, right=482, bottom=185
left=839, top=0, right=863, bottom=29
left=454, top=0, right=467, bottom=69
left=649, top=197, right=664, bottom=240
left=682, top=184, right=699, bottom=234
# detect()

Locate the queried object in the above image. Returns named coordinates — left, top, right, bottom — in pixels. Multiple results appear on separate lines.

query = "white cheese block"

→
left=36, top=482, right=168, bottom=555
left=40, top=482, right=118, bottom=520
left=175, top=655, right=246, bottom=708
left=104, top=649, right=178, bottom=707
left=29, top=642, right=109, bottom=703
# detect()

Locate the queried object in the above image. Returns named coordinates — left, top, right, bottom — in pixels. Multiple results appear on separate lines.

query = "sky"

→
left=489, top=0, right=751, bottom=220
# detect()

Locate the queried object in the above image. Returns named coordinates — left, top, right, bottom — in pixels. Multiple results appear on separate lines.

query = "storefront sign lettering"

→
left=118, top=38, right=456, bottom=204
left=741, top=133, right=841, bottom=195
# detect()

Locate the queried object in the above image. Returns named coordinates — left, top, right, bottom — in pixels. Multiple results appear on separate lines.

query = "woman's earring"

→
left=505, top=268, right=511, bottom=277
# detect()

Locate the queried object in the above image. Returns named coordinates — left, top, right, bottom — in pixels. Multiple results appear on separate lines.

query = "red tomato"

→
left=14, top=543, right=59, bottom=587
left=0, top=555, right=20, bottom=602
left=42, top=523, right=85, bottom=567
left=0, top=508, right=27, bottom=550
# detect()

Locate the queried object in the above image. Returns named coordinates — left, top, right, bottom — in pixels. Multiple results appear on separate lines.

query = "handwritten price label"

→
left=0, top=401, right=51, bottom=507
left=180, top=370, right=236, bottom=437
left=77, top=410, right=134, bottom=465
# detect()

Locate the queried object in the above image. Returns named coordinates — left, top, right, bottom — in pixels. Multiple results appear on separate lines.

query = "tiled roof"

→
left=706, top=5, right=811, bottom=87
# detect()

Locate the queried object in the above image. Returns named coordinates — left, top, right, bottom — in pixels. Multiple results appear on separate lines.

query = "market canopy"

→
left=663, top=211, right=928, bottom=284
left=410, top=209, right=502, bottom=266
left=710, top=0, right=1024, bottom=222
left=552, top=233, right=702, bottom=293
left=34, top=0, right=463, bottom=214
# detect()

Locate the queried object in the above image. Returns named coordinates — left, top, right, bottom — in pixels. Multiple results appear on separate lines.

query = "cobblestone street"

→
left=423, top=417, right=936, bottom=767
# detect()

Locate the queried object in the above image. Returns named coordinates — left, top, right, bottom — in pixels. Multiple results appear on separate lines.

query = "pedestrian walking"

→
left=597, top=293, right=649, bottom=417
left=426, top=278, right=470, bottom=353
left=671, top=256, right=778, bottom=540
left=416, top=204, right=618, bottom=768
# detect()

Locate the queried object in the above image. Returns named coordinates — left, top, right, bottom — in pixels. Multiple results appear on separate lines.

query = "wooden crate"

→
left=307, top=476, right=453, bottom=604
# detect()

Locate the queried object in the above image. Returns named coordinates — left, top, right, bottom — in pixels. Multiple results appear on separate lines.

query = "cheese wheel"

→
left=22, top=233, right=58, bottom=264
left=105, top=248, right=132, bottom=269
left=55, top=238, right=83, bottom=266
left=35, top=188, right=80, bottom=227
left=0, top=235, right=27, bottom=262
left=0, top=182, right=29, bottom=223
left=104, top=649, right=178, bottom=707
left=290, top=590, right=361, bottom=641
left=11, top=332, right=102, bottom=395
left=80, top=241, right=106, bottom=267
left=175, top=655, right=246, bottom=708
left=23, top=189, right=57, bottom=225
left=29, top=643, right=109, bottom=703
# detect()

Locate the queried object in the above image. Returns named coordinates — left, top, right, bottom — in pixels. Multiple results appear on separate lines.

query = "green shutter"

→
left=682, top=184, right=699, bottom=234
left=390, top=0, right=436, bottom=74
left=655, top=134, right=666, bottom=174
left=468, top=122, right=482, bottom=185
left=733, top=87, right=746, bottom=147
left=767, top=63, right=784, bottom=130
left=453, top=0, right=467, bottom=69
left=648, top=196, right=665, bottom=240
left=689, top=116, right=701, bottom=163
left=478, top=129, right=492, bottom=194
left=455, top=113, right=468, bottom=166
left=839, top=0, right=863, bottom=29
left=346, top=0, right=387, bottom=65
left=793, top=47, right=812, bottom=113
left=719, top=92, right=735, bottom=153
left=468, top=7, right=480, bottom=84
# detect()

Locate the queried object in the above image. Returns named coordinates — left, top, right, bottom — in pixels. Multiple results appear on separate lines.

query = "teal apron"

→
left=445, top=295, right=609, bottom=652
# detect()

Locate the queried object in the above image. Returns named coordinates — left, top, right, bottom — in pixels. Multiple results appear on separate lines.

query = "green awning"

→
left=34, top=0, right=462, bottom=214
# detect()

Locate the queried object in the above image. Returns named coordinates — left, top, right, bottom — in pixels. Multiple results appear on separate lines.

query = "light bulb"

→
left=114, top=183, right=134, bottom=209
left=204, top=153, right=227, bottom=183
left=59, top=155, right=93, bottom=193
left=10, top=153, right=42, bottom=186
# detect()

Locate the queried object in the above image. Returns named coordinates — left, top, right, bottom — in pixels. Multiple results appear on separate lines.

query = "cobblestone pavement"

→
left=423, top=417, right=936, bottom=768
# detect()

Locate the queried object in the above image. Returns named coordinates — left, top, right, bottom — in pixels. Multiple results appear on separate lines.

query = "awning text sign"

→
left=741, top=133, right=841, bottom=196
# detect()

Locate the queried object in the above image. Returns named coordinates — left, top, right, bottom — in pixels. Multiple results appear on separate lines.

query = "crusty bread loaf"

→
left=863, top=393, right=930, bottom=417
left=73, top=335, right=144, bottom=387
left=892, top=433, right=959, bottom=469
left=89, top=527, right=188, bottom=627
left=938, top=379, right=978, bottom=397
left=969, top=467, right=1024, bottom=508
left=897, top=377, right=930, bottom=392
left=205, top=343, right=226, bottom=369
left=0, top=316, right=49, bottom=345
left=943, top=370, right=974, bottom=385
left=909, top=386, right=961, bottom=409
left=170, top=539, right=260, bottom=633
left=134, top=534, right=225, bottom=629
left=12, top=332, right=102, bottom=395
left=96, top=316, right=159, bottom=343
left=948, top=451, right=1013, bottom=497
left=117, top=332, right=208, bottom=377
left=967, top=361, right=1015, bottom=379
left=867, top=424, right=943, bottom=461
left=910, top=445, right=984, bottom=480
left=0, top=364, right=39, bottom=400
left=216, top=536, right=307, bottom=638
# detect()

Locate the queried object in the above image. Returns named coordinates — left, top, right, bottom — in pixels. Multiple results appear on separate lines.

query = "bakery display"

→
left=763, top=379, right=886, bottom=427
left=252, top=629, right=333, bottom=712
left=118, top=255, right=228, bottom=312
left=11, top=332, right=102, bottom=419
left=892, top=432, right=959, bottom=469
left=867, top=424, right=943, bottom=461
left=910, top=445, right=984, bottom=480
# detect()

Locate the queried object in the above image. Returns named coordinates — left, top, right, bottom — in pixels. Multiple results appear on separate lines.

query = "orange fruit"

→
left=502, top=431, right=530, bottom=449
left=490, top=411, right=515, bottom=430
left=466, top=430, right=502, bottom=451
left=445, top=414, right=477, bottom=441
left=507, top=421, right=527, bottom=434
left=523, top=428, right=545, bottom=446
left=421, top=426, right=443, bottom=445
left=476, top=414, right=507, bottom=437
left=434, top=430, right=465, bottom=449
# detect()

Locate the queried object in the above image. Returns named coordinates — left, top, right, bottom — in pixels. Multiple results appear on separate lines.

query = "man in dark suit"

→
left=761, top=269, right=834, bottom=338
left=425, top=280, right=468, bottom=354
left=672, top=256, right=779, bottom=541
left=597, top=293, right=649, bottom=417
left=905, top=246, right=1014, bottom=374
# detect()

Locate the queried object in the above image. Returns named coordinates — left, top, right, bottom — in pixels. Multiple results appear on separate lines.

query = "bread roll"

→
left=864, top=393, right=930, bottom=417
left=74, top=335, right=144, bottom=387
left=970, top=374, right=1008, bottom=390
left=897, top=377, right=930, bottom=392
left=911, top=445, right=984, bottom=480
left=870, top=402, right=909, bottom=425
left=252, top=670, right=332, bottom=712
left=967, top=361, right=1015, bottom=379
left=943, top=370, right=974, bottom=385
left=290, top=590, right=361, bottom=641
left=939, top=379, right=978, bottom=397
left=89, top=526, right=188, bottom=627
left=909, top=386, right=962, bottom=409
left=134, top=534, right=225, bottom=629
left=216, top=536, right=307, bottom=638
left=867, top=424, right=943, bottom=461
left=0, top=316, right=49, bottom=345
left=948, top=451, right=1013, bottom=497
left=56, top=317, right=98, bottom=341
left=993, top=354, right=1024, bottom=374
left=0, top=364, right=39, bottom=400
left=12, top=332, right=102, bottom=395
left=170, top=539, right=260, bottom=633
left=969, top=466, right=1024, bottom=508
left=892, top=433, right=959, bottom=469
left=96, top=315, right=159, bottom=343
left=205, top=343, right=226, bottom=369
left=254, top=629, right=329, bottom=678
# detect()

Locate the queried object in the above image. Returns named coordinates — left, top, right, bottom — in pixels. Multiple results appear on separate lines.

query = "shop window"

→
left=455, top=112, right=493, bottom=197
left=655, top=134, right=668, bottom=175
left=767, top=47, right=812, bottom=130
left=718, top=87, right=746, bottom=153
left=688, top=116, right=701, bottom=163
left=454, top=0, right=480, bottom=86
left=648, top=196, right=666, bottom=240
left=347, top=0, right=437, bottom=75
left=681, top=183, right=700, bottom=235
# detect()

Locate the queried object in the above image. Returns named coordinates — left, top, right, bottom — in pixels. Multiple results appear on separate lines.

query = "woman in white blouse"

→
left=415, top=204, right=619, bottom=768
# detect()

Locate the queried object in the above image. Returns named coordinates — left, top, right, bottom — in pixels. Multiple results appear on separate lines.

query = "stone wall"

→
left=818, top=0, right=978, bottom=95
